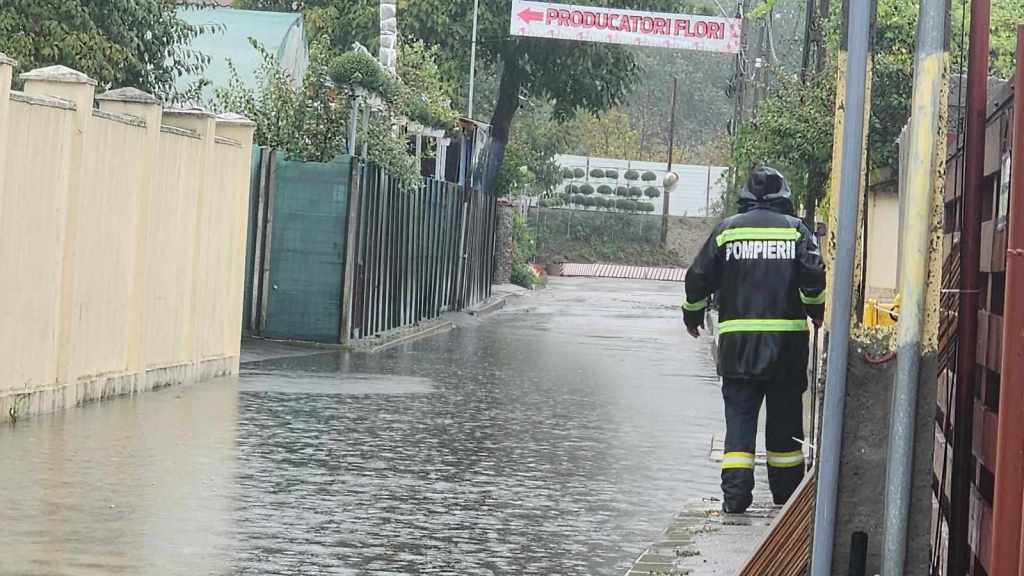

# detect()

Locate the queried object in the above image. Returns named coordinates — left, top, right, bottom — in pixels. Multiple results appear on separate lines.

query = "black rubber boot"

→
left=722, top=493, right=753, bottom=515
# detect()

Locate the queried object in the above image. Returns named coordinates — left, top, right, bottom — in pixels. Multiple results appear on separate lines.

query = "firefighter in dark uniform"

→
left=682, top=166, right=826, bottom=514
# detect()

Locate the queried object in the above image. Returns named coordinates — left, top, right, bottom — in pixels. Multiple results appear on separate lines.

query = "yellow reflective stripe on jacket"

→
left=767, top=450, right=805, bottom=469
left=682, top=298, right=708, bottom=312
left=722, top=451, right=755, bottom=470
left=715, top=227, right=801, bottom=247
left=800, top=290, right=827, bottom=305
left=718, top=319, right=809, bottom=334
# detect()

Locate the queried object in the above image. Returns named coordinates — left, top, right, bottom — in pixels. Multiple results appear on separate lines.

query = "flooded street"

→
left=1, top=278, right=725, bottom=576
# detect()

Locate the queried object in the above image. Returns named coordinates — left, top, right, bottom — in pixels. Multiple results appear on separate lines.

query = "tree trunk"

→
left=481, top=63, right=522, bottom=194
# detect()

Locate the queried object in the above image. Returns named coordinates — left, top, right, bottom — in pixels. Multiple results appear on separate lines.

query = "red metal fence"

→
left=934, top=46, right=1017, bottom=576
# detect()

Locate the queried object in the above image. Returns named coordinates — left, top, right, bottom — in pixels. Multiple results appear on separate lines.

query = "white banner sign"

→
left=509, top=0, right=741, bottom=54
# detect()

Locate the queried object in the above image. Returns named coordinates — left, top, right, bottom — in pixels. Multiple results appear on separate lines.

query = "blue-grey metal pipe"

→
left=880, top=0, right=948, bottom=573
left=809, top=2, right=872, bottom=574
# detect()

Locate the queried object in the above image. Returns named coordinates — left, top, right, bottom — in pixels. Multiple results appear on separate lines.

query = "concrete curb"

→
left=361, top=320, right=456, bottom=354
left=466, top=295, right=507, bottom=317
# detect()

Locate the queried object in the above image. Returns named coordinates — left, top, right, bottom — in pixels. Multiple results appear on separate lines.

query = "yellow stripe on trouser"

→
left=722, top=451, right=755, bottom=470
left=767, top=450, right=804, bottom=469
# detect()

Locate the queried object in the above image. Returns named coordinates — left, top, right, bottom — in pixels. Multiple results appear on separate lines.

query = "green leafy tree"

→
left=215, top=38, right=348, bottom=161
left=728, top=0, right=1024, bottom=215
left=400, top=0, right=711, bottom=193
left=495, top=99, right=573, bottom=196
left=235, top=0, right=381, bottom=55
left=0, top=0, right=213, bottom=101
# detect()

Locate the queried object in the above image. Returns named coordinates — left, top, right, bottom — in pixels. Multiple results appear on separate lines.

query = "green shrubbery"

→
left=511, top=213, right=537, bottom=288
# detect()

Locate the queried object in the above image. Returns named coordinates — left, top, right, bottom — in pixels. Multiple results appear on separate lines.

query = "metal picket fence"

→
left=345, top=159, right=496, bottom=341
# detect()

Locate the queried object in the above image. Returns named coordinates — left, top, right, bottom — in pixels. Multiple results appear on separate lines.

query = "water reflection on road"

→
left=1, top=278, right=722, bottom=575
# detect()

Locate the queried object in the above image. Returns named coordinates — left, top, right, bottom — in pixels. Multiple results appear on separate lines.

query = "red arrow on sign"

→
left=518, top=7, right=544, bottom=24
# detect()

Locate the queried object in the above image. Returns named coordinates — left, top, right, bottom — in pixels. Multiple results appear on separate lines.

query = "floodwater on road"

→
left=1, top=278, right=724, bottom=576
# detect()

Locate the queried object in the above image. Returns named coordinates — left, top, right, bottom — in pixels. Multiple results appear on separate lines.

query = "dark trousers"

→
left=721, top=376, right=805, bottom=508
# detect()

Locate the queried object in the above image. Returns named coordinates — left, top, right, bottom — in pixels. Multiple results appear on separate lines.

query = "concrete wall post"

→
left=21, top=65, right=97, bottom=394
left=492, top=201, right=514, bottom=284
left=0, top=54, right=14, bottom=224
left=215, top=113, right=257, bottom=365
left=163, top=108, right=217, bottom=366
left=96, top=88, right=162, bottom=377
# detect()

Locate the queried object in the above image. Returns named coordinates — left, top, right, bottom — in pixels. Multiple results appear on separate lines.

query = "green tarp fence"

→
left=246, top=150, right=351, bottom=343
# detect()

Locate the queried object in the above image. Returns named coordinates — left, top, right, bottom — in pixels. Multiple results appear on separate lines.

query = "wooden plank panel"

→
left=739, top=473, right=814, bottom=576
left=992, top=228, right=1007, bottom=272
left=972, top=403, right=999, bottom=476
left=981, top=220, right=994, bottom=273
left=987, top=313, right=1002, bottom=373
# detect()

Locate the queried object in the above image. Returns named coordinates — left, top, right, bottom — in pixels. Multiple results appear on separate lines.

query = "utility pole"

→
left=467, top=0, right=480, bottom=119
left=809, top=0, right=872, bottom=572
left=660, top=77, right=677, bottom=247
left=879, top=0, right=950, bottom=572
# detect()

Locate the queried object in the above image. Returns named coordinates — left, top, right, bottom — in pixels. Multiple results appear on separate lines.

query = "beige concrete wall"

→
left=0, top=59, right=255, bottom=422
left=865, top=189, right=900, bottom=302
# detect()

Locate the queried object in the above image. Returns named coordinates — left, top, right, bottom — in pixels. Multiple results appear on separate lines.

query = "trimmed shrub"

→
left=638, top=201, right=656, bottom=212
left=604, top=169, right=619, bottom=180
left=580, top=195, right=596, bottom=207
left=614, top=198, right=631, bottom=211
left=589, top=168, right=605, bottom=179
left=594, top=196, right=610, bottom=209
left=644, top=186, right=661, bottom=198
left=597, top=184, right=613, bottom=195
left=624, top=169, right=640, bottom=181
left=615, top=186, right=629, bottom=197
left=628, top=186, right=643, bottom=198
left=573, top=167, right=586, bottom=178
left=565, top=183, right=579, bottom=194
left=641, top=171, right=658, bottom=182
left=580, top=184, right=595, bottom=195
left=561, top=167, right=574, bottom=179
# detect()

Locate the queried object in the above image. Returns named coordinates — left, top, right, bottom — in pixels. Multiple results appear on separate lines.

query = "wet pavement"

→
left=1, top=277, right=728, bottom=576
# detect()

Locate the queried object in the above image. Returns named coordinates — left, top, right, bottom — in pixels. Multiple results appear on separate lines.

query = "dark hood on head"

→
left=737, top=166, right=796, bottom=216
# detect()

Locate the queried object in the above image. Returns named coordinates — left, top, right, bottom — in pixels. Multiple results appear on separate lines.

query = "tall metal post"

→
left=809, top=1, right=871, bottom=573
left=660, top=77, right=677, bottom=246
left=467, top=0, right=480, bottom=119
left=880, top=0, right=949, bottom=573
left=989, top=25, right=1024, bottom=575
left=949, top=0, right=989, bottom=572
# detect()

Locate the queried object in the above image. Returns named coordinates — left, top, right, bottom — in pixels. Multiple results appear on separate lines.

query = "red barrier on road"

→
left=558, top=263, right=687, bottom=282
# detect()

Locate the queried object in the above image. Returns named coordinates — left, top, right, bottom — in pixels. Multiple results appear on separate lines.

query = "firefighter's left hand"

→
left=686, top=320, right=704, bottom=338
